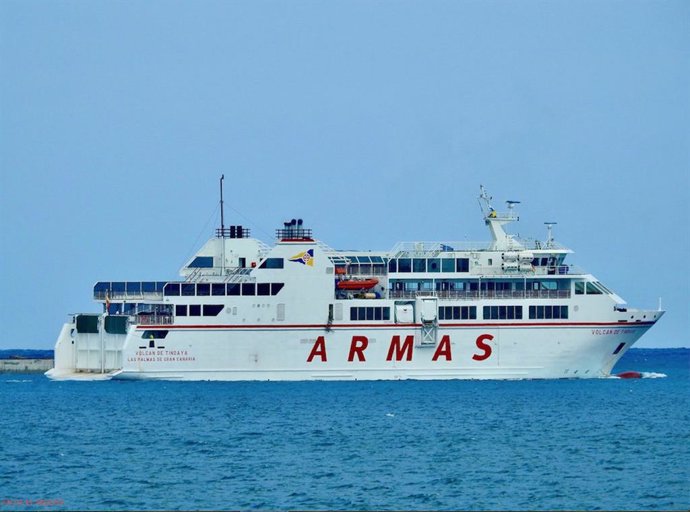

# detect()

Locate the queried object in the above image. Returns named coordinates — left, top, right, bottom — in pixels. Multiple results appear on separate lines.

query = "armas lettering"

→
left=472, top=333, right=493, bottom=361
left=306, top=333, right=494, bottom=363
left=386, top=335, right=414, bottom=361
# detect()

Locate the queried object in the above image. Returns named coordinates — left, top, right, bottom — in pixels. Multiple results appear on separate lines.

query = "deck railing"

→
left=388, top=290, right=571, bottom=300
left=94, top=291, right=164, bottom=301
left=345, top=266, right=388, bottom=276
left=390, top=239, right=570, bottom=255
left=134, top=314, right=174, bottom=325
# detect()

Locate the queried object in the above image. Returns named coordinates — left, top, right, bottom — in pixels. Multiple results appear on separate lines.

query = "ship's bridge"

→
left=179, top=224, right=270, bottom=280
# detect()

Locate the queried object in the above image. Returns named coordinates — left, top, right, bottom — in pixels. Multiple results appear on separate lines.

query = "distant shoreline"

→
left=0, top=358, right=53, bottom=373
left=0, top=349, right=55, bottom=360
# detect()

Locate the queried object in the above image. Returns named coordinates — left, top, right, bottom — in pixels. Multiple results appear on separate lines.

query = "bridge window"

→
left=428, top=258, right=440, bottom=273
left=164, top=283, right=181, bottom=296
left=227, top=284, right=240, bottom=296
left=398, top=258, right=411, bottom=272
left=586, top=282, right=603, bottom=295
left=388, top=259, right=397, bottom=272
left=528, top=279, right=559, bottom=291
left=242, top=283, right=256, bottom=296
left=196, top=283, right=210, bottom=296
left=441, top=259, right=455, bottom=272
left=181, top=284, right=195, bottom=296
left=257, top=283, right=271, bottom=296
left=413, top=259, right=426, bottom=272
left=456, top=258, right=469, bottom=272
left=575, top=282, right=585, bottom=295
left=259, top=258, right=284, bottom=269
left=212, top=283, right=225, bottom=296
left=189, top=256, right=213, bottom=268
left=595, top=281, right=613, bottom=294
left=271, top=283, right=284, bottom=295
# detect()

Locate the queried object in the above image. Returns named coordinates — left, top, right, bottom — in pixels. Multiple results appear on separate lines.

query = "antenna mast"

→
left=220, top=174, right=225, bottom=237
left=478, top=185, right=493, bottom=216
left=544, top=222, right=557, bottom=248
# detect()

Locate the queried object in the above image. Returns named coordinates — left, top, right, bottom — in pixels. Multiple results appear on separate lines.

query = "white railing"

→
left=94, top=291, right=164, bottom=301
left=134, top=314, right=174, bottom=325
left=388, top=290, right=571, bottom=300
left=345, top=266, right=388, bottom=276
left=390, top=239, right=570, bottom=255
left=390, top=241, right=491, bottom=256
left=471, top=264, right=587, bottom=276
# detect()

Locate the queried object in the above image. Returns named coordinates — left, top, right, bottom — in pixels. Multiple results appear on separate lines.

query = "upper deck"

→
left=91, top=187, right=603, bottom=308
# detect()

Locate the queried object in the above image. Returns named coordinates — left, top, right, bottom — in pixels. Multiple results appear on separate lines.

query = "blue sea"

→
left=1, top=348, right=688, bottom=511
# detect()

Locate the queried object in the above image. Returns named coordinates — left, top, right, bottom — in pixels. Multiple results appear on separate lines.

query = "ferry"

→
left=46, top=183, right=664, bottom=381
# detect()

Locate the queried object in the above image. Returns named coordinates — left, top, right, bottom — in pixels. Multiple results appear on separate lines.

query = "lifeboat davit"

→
left=337, top=278, right=379, bottom=290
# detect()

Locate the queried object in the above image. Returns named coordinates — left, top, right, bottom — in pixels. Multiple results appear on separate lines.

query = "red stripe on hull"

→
left=136, top=321, right=655, bottom=330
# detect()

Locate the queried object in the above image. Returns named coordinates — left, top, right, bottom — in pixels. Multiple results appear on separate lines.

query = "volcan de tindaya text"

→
left=47, top=186, right=664, bottom=381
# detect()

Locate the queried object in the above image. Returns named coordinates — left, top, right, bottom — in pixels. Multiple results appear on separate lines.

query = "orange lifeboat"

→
left=337, top=278, right=379, bottom=290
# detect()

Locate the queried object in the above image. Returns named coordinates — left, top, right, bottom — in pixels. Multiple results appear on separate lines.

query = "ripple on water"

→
left=0, top=349, right=688, bottom=510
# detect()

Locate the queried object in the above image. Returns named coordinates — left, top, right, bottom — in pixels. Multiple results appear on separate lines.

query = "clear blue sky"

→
left=1, top=0, right=688, bottom=349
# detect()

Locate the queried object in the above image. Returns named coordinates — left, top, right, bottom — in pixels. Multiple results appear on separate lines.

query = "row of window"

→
left=388, top=258, right=470, bottom=274
left=345, top=255, right=386, bottom=265
left=164, top=282, right=284, bottom=297
left=482, top=305, right=570, bottom=320
left=574, top=281, right=610, bottom=295
left=94, top=281, right=167, bottom=294
left=350, top=307, right=391, bottom=321
left=347, top=304, right=568, bottom=322
left=531, top=256, right=565, bottom=267
left=483, top=305, right=523, bottom=320
left=529, top=305, right=569, bottom=319
left=120, top=303, right=172, bottom=315
left=390, top=279, right=567, bottom=292
left=439, top=306, right=477, bottom=320
left=175, top=304, right=224, bottom=317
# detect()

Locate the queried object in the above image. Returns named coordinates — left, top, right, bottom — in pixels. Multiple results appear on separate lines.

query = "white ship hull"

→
left=48, top=319, right=657, bottom=381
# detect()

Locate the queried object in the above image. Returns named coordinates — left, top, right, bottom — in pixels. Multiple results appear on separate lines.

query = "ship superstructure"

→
left=47, top=186, right=663, bottom=381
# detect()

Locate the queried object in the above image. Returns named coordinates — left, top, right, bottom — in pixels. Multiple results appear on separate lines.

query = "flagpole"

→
left=220, top=174, right=225, bottom=236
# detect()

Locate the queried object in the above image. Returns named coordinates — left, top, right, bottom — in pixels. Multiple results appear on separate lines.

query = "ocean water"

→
left=1, top=348, right=688, bottom=511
